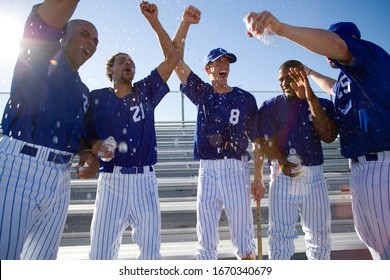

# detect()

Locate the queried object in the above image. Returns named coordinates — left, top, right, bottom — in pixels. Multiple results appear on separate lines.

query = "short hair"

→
left=279, top=60, right=304, bottom=72
left=105, top=52, right=128, bottom=82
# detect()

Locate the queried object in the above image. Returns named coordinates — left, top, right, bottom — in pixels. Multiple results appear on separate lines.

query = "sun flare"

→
left=0, top=13, right=24, bottom=65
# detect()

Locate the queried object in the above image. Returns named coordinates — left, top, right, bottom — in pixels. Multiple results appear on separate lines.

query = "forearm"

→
left=78, top=137, right=92, bottom=155
left=173, top=20, right=191, bottom=60
left=258, top=137, right=286, bottom=165
left=277, top=23, right=352, bottom=62
left=307, top=97, right=338, bottom=143
left=150, top=19, right=177, bottom=63
left=307, top=69, right=336, bottom=96
left=173, top=20, right=192, bottom=84
left=37, top=0, right=79, bottom=30
left=252, top=142, right=264, bottom=182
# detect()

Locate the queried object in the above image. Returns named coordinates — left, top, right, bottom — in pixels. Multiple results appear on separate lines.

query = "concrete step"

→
left=57, top=231, right=367, bottom=260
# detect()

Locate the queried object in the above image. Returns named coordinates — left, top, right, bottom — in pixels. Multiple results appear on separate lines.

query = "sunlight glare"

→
left=0, top=13, right=24, bottom=65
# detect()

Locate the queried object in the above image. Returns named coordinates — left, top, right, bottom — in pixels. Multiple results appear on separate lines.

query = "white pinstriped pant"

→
left=196, top=158, right=256, bottom=260
left=268, top=163, right=331, bottom=260
left=350, top=151, right=390, bottom=260
left=0, top=136, right=72, bottom=260
left=89, top=166, right=161, bottom=260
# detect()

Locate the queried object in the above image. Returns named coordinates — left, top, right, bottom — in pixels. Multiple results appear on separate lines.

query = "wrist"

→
left=307, top=69, right=313, bottom=76
left=78, top=149, right=92, bottom=156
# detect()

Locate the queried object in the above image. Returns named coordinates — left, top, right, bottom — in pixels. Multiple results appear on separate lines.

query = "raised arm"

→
left=172, top=5, right=201, bottom=84
left=245, top=11, right=353, bottom=65
left=36, top=0, right=80, bottom=30
left=289, top=67, right=338, bottom=143
left=302, top=64, right=336, bottom=96
left=140, top=1, right=179, bottom=82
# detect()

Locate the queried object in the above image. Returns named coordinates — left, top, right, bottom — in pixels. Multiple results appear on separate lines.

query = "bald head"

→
left=60, top=19, right=99, bottom=71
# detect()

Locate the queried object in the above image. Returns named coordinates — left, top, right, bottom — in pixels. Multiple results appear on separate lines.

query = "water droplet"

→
left=118, top=142, right=128, bottom=153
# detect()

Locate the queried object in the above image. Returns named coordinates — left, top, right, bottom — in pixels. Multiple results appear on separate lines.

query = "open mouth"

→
left=82, top=47, right=91, bottom=58
left=219, top=71, right=227, bottom=79
left=124, top=67, right=132, bottom=75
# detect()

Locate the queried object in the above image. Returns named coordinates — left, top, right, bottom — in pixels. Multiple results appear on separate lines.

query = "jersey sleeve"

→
left=179, top=71, right=210, bottom=105
left=258, top=99, right=277, bottom=139
left=137, top=69, right=170, bottom=107
left=84, top=90, right=99, bottom=142
left=21, top=4, right=64, bottom=56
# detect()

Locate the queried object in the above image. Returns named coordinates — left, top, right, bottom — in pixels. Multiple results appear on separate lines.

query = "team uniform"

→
left=330, top=33, right=390, bottom=260
left=0, top=6, right=87, bottom=259
left=85, top=69, right=168, bottom=260
left=258, top=95, right=336, bottom=259
left=180, top=71, right=258, bottom=260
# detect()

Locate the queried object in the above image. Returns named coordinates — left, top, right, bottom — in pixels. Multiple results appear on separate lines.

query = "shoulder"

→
left=90, top=87, right=110, bottom=96
left=136, top=68, right=168, bottom=86
left=261, top=95, right=282, bottom=107
left=23, top=4, right=65, bottom=41
left=234, top=87, right=257, bottom=100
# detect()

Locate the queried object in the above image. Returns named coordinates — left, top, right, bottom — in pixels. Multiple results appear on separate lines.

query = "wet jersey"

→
left=1, top=6, right=89, bottom=153
left=331, top=35, right=390, bottom=158
left=258, top=95, right=336, bottom=165
left=180, top=71, right=258, bottom=161
left=85, top=69, right=169, bottom=169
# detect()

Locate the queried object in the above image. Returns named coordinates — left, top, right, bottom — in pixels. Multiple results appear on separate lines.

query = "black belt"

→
left=20, top=144, right=72, bottom=164
left=352, top=153, right=378, bottom=163
left=102, top=165, right=153, bottom=174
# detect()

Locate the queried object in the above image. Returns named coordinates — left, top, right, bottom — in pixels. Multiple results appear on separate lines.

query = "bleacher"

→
left=56, top=121, right=369, bottom=260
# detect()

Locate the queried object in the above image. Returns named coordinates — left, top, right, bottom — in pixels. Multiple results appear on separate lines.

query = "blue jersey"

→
left=331, top=35, right=390, bottom=158
left=85, top=69, right=169, bottom=169
left=1, top=6, right=89, bottom=153
left=258, top=95, right=336, bottom=166
left=180, top=71, right=258, bottom=161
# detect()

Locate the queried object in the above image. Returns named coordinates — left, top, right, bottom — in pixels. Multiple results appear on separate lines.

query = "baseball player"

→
left=172, top=6, right=263, bottom=260
left=246, top=11, right=390, bottom=260
left=257, top=60, right=338, bottom=260
left=0, top=0, right=99, bottom=260
left=85, top=1, right=178, bottom=260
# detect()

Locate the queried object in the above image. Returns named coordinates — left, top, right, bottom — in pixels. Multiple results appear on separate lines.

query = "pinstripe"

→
left=196, top=159, right=255, bottom=260
left=196, top=166, right=221, bottom=260
left=21, top=164, right=70, bottom=259
left=89, top=167, right=161, bottom=260
left=268, top=163, right=331, bottom=260
left=22, top=171, right=70, bottom=259
left=350, top=156, right=390, bottom=260
left=0, top=137, right=72, bottom=260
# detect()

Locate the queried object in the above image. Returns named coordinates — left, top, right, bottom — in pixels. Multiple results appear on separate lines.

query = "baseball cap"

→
left=327, top=22, right=361, bottom=38
left=204, top=48, right=237, bottom=66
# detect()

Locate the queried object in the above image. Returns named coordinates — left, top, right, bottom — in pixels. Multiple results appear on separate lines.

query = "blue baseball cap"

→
left=327, top=22, right=361, bottom=38
left=204, top=48, right=237, bottom=66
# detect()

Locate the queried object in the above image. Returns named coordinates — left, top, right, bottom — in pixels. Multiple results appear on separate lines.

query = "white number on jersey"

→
left=338, top=74, right=350, bottom=99
left=130, top=104, right=146, bottom=122
left=229, top=109, right=240, bottom=125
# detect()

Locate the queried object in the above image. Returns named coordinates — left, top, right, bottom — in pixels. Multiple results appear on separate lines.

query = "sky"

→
left=0, top=0, right=390, bottom=122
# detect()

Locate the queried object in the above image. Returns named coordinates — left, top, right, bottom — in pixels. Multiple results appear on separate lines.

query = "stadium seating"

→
left=57, top=121, right=368, bottom=260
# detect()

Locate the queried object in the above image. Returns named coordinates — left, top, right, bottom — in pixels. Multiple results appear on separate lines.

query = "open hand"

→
left=288, top=67, right=315, bottom=101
